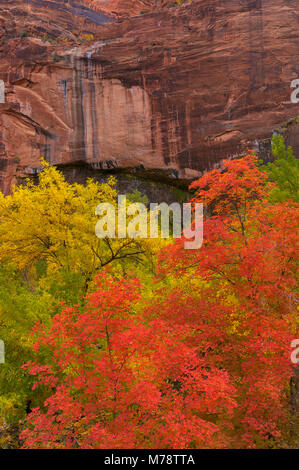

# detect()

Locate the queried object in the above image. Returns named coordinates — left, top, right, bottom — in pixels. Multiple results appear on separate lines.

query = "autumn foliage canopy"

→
left=16, top=154, right=298, bottom=449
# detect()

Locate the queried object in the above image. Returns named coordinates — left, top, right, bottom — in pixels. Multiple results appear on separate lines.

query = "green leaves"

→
left=263, top=134, right=299, bottom=203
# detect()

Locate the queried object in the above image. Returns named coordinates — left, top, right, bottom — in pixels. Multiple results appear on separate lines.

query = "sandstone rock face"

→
left=0, top=0, right=299, bottom=193
left=87, top=1, right=169, bottom=17
left=94, top=0, right=158, bottom=17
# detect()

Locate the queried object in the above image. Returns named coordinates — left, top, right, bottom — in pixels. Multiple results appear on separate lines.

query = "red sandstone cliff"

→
left=0, top=0, right=299, bottom=193
left=86, top=1, right=175, bottom=16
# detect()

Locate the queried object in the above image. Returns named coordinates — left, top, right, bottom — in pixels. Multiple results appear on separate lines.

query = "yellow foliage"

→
left=0, top=164, right=157, bottom=283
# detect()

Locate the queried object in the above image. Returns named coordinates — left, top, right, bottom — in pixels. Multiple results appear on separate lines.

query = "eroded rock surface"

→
left=0, top=0, right=299, bottom=192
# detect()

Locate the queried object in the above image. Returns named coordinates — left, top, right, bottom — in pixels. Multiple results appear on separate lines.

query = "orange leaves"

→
left=20, top=270, right=236, bottom=449
left=190, top=154, right=269, bottom=216
left=20, top=155, right=298, bottom=448
left=154, top=155, right=299, bottom=447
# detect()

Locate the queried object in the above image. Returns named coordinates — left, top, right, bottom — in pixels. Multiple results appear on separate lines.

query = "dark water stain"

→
left=71, top=56, right=86, bottom=162
left=85, top=56, right=100, bottom=159
left=56, top=164, right=190, bottom=204
left=22, top=0, right=114, bottom=25
left=245, top=0, right=265, bottom=90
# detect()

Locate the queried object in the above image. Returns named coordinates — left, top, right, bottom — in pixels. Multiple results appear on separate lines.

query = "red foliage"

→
left=21, top=155, right=298, bottom=448
left=20, top=272, right=236, bottom=448
left=157, top=155, right=298, bottom=446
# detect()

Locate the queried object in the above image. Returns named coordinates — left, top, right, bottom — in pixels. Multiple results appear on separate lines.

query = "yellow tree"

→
left=0, top=162, right=156, bottom=293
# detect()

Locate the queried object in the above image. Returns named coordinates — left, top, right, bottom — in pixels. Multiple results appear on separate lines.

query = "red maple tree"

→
left=157, top=154, right=298, bottom=446
left=20, top=272, right=236, bottom=449
left=21, top=155, right=298, bottom=448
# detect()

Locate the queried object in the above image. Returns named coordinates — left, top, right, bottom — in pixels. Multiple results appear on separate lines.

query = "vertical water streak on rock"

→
left=70, top=48, right=86, bottom=162
left=152, top=88, right=171, bottom=166
left=86, top=51, right=100, bottom=160
left=185, top=100, right=192, bottom=147
left=60, top=79, right=70, bottom=125
left=247, top=0, right=265, bottom=89
left=44, top=134, right=50, bottom=163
